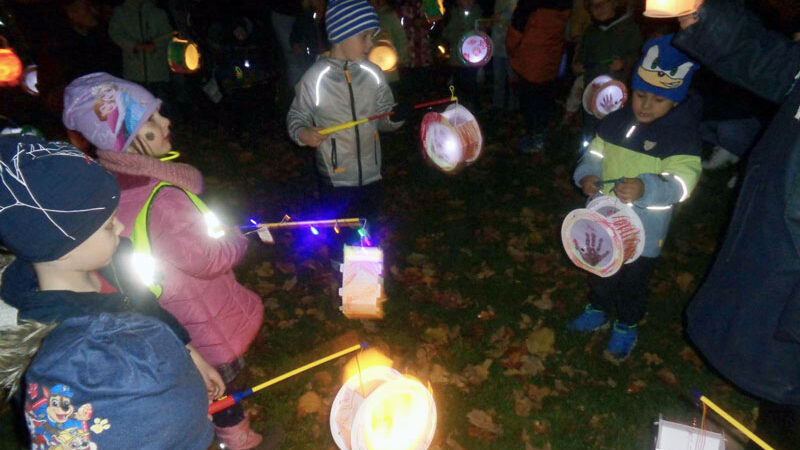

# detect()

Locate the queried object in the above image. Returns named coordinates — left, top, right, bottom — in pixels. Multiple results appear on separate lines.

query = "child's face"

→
left=588, top=0, right=615, bottom=22
left=338, top=29, right=376, bottom=62
left=631, top=90, right=676, bottom=123
left=62, top=210, right=123, bottom=271
left=135, top=110, right=171, bottom=157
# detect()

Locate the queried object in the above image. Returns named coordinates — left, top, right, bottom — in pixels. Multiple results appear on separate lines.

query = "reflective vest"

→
left=130, top=182, right=225, bottom=297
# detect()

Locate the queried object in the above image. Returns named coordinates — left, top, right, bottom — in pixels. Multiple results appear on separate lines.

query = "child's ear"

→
left=66, top=130, right=90, bottom=152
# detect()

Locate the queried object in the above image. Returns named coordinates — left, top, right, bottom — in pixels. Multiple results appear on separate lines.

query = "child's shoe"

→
left=215, top=419, right=285, bottom=449
left=604, top=321, right=638, bottom=363
left=567, top=305, right=609, bottom=332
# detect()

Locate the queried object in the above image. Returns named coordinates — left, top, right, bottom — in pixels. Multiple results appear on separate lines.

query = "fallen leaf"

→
left=526, top=328, right=556, bottom=355
left=282, top=276, right=297, bottom=291
left=463, top=359, right=493, bottom=386
left=424, top=326, right=450, bottom=346
left=514, top=389, right=533, bottom=417
left=642, top=352, right=664, bottom=366
left=679, top=346, right=704, bottom=369
left=477, top=306, right=496, bottom=321
left=657, top=368, right=679, bottom=387
left=626, top=380, right=648, bottom=394
left=518, top=314, right=533, bottom=330
left=445, top=434, right=466, bottom=450
left=676, top=272, right=695, bottom=292
left=466, top=409, right=504, bottom=437
left=589, top=414, right=607, bottom=430
left=297, top=391, right=323, bottom=418
left=532, top=419, right=551, bottom=435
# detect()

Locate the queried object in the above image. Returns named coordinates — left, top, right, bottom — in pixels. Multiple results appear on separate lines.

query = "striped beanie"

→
left=326, top=0, right=380, bottom=44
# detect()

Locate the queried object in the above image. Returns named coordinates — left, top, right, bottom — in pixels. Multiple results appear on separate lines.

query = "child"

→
left=62, top=73, right=272, bottom=449
left=0, top=134, right=214, bottom=448
left=287, top=0, right=404, bottom=253
left=568, top=35, right=702, bottom=362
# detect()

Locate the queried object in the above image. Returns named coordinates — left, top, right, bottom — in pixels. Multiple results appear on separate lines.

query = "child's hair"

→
left=0, top=320, right=57, bottom=398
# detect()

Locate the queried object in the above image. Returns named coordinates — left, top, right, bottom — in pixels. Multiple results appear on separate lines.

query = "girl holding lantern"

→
left=61, top=73, right=276, bottom=450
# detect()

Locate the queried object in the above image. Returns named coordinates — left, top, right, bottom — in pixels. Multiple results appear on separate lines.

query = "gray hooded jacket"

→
left=287, top=57, right=401, bottom=187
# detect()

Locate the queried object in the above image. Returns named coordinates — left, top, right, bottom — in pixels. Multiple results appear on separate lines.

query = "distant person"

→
left=490, top=0, right=518, bottom=111
left=442, top=0, right=483, bottom=110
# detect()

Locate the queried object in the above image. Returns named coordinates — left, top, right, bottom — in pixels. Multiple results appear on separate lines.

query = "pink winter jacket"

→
left=97, top=151, right=264, bottom=367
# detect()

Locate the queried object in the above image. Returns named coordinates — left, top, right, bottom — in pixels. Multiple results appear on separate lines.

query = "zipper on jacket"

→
left=344, top=62, right=363, bottom=186
left=331, top=138, right=338, bottom=170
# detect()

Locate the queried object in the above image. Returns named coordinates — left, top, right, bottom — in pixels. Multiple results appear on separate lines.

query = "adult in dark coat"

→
left=673, top=0, right=800, bottom=447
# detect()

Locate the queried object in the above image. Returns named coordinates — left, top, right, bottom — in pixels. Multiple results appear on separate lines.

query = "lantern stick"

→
left=209, top=342, right=368, bottom=415
left=250, top=217, right=364, bottom=230
left=690, top=390, right=774, bottom=450
left=594, top=177, right=626, bottom=188
left=318, top=95, right=458, bottom=136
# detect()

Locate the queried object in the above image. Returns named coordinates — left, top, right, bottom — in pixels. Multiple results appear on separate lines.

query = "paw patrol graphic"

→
left=636, top=43, right=695, bottom=90
left=25, top=384, right=109, bottom=449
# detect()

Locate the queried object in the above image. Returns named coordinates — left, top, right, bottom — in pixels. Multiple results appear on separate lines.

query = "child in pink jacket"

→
left=62, top=73, right=270, bottom=450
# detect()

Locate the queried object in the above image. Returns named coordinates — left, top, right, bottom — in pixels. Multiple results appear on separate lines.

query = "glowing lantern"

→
left=0, top=48, right=23, bottom=87
left=419, top=103, right=483, bottom=174
left=423, top=0, right=445, bottom=22
left=582, top=75, right=628, bottom=119
left=168, top=36, right=201, bottom=74
left=20, top=64, right=37, bottom=95
left=644, top=0, right=698, bottom=17
left=331, top=366, right=437, bottom=450
left=457, top=30, right=492, bottom=67
left=340, top=245, right=385, bottom=319
left=368, top=39, right=398, bottom=72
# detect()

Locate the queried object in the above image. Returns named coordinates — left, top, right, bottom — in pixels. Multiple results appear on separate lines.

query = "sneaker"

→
left=702, top=146, right=740, bottom=170
left=567, top=305, right=609, bottom=332
left=604, top=321, right=638, bottom=363
left=519, top=134, right=546, bottom=154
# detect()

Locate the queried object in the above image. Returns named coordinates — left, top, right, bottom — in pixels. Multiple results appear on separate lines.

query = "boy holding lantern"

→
left=568, top=35, right=702, bottom=362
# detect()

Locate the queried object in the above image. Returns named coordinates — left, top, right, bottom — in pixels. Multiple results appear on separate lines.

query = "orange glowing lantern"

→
left=368, top=39, right=398, bottom=72
left=423, top=0, right=445, bottom=22
left=0, top=48, right=23, bottom=87
left=644, top=0, right=698, bottom=17
left=168, top=36, right=201, bottom=74
left=340, top=245, right=385, bottom=319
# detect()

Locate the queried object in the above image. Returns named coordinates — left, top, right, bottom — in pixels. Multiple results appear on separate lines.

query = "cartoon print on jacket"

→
left=25, top=383, right=109, bottom=449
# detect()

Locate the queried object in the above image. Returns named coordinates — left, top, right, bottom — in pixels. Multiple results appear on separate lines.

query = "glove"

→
left=392, top=102, right=413, bottom=122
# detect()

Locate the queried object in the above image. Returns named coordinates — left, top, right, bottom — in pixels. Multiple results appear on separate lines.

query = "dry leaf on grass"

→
left=657, top=368, right=679, bottom=387
left=642, top=352, right=664, bottom=366
left=282, top=276, right=297, bottom=291
left=526, top=327, right=556, bottom=355
left=297, top=391, right=324, bottom=418
left=477, top=306, right=496, bottom=321
left=626, top=380, right=648, bottom=394
left=466, top=409, right=504, bottom=438
left=676, top=272, right=695, bottom=292
left=463, top=359, right=493, bottom=386
left=679, top=346, right=704, bottom=369
left=514, top=390, right=533, bottom=417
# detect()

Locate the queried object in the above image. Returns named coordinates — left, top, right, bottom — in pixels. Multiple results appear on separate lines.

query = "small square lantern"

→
left=339, top=245, right=385, bottom=319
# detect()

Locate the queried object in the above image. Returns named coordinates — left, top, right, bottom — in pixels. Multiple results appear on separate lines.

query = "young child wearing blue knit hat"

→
left=287, top=0, right=406, bottom=256
left=568, top=35, right=703, bottom=362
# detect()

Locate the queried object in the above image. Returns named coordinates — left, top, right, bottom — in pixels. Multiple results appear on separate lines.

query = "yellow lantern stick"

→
left=253, top=218, right=363, bottom=230
left=209, top=342, right=368, bottom=414
left=691, top=390, right=774, bottom=450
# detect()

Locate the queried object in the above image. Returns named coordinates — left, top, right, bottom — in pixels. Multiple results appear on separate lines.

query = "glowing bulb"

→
left=249, top=219, right=257, bottom=225
left=464, top=10, right=469, bottom=16
left=583, top=140, right=589, bottom=148
left=437, top=45, right=446, bottom=54
left=244, top=59, right=250, bottom=68
left=310, top=226, right=319, bottom=235
left=313, top=12, right=317, bottom=19
left=401, top=17, right=405, bottom=26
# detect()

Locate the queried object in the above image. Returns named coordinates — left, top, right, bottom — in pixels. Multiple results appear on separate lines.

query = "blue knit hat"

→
left=0, top=135, right=119, bottom=262
left=24, top=313, right=214, bottom=450
left=632, top=34, right=699, bottom=103
left=326, top=0, right=380, bottom=44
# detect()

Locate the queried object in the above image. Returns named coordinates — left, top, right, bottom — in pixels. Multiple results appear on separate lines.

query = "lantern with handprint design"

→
left=582, top=75, right=628, bottom=119
left=561, top=195, right=645, bottom=277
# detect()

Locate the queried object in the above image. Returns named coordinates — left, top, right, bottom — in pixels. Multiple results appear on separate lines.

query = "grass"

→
left=0, top=93, right=756, bottom=450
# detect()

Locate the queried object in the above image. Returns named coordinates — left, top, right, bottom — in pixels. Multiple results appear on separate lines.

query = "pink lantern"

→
left=582, top=75, right=628, bottom=119
left=457, top=30, right=492, bottom=67
left=419, top=103, right=483, bottom=174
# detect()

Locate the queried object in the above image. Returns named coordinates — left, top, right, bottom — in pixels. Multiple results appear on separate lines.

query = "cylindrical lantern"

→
left=368, top=40, right=398, bottom=72
left=340, top=245, right=385, bottom=319
left=582, top=75, right=628, bottom=119
left=457, top=30, right=492, bottom=67
left=0, top=48, right=23, bottom=87
left=331, top=366, right=437, bottom=450
left=561, top=195, right=645, bottom=277
left=644, top=0, right=697, bottom=18
left=423, top=0, right=445, bottom=22
left=419, top=103, right=483, bottom=174
left=20, top=64, right=38, bottom=95
left=168, top=36, right=201, bottom=74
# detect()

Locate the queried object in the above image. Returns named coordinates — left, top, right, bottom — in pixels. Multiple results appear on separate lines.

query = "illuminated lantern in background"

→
left=331, top=366, right=437, bottom=450
left=0, top=48, right=23, bottom=87
left=644, top=0, right=697, bottom=17
left=168, top=36, right=201, bottom=74
left=340, top=245, right=385, bottom=319
left=20, top=64, right=37, bottom=95
left=582, top=75, right=628, bottom=119
left=368, top=39, right=398, bottom=73
left=457, top=30, right=492, bottom=67
left=561, top=196, right=645, bottom=277
left=419, top=103, right=483, bottom=174
left=422, top=0, right=445, bottom=22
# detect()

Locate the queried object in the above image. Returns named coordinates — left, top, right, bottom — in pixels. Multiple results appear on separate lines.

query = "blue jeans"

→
left=700, top=117, right=763, bottom=157
left=492, top=57, right=516, bottom=110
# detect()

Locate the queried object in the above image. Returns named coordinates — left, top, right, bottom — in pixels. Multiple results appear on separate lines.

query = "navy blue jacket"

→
left=674, top=0, right=800, bottom=405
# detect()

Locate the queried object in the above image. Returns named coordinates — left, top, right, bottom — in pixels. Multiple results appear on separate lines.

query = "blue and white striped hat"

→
left=326, top=0, right=380, bottom=44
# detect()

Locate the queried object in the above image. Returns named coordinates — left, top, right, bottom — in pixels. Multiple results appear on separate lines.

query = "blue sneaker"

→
left=605, top=321, right=638, bottom=362
left=567, top=305, right=609, bottom=332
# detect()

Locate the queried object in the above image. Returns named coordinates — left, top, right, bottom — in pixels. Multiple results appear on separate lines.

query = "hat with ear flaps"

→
left=62, top=73, right=161, bottom=153
left=632, top=34, right=699, bottom=103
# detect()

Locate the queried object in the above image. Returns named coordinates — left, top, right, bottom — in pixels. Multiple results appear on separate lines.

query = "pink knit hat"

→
left=62, top=73, right=161, bottom=152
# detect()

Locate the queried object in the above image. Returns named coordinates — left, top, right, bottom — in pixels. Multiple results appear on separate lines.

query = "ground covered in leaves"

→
left=0, top=100, right=756, bottom=449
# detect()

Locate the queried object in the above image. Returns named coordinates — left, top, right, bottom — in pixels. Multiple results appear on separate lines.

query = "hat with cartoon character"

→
left=0, top=135, right=119, bottom=262
left=24, top=313, right=214, bottom=450
left=632, top=34, right=698, bottom=103
left=326, top=0, right=380, bottom=44
left=63, top=73, right=161, bottom=153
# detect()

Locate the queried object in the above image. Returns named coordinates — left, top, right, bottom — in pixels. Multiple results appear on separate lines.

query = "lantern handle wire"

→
left=449, top=85, right=458, bottom=103
left=690, top=389, right=774, bottom=450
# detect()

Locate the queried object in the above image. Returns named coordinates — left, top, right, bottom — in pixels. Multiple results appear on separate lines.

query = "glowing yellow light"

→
left=437, top=45, right=446, bottom=54
left=343, top=349, right=393, bottom=385
left=644, top=0, right=697, bottom=17
left=0, top=48, right=23, bottom=86
left=368, top=40, right=398, bottom=72
left=168, top=37, right=201, bottom=74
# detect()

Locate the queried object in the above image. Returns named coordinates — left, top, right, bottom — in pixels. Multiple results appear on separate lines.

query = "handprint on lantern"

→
left=573, top=232, right=610, bottom=267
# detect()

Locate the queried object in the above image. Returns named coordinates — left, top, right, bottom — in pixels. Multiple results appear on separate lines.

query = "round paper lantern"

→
left=368, top=40, right=398, bottom=72
left=644, top=0, right=698, bottom=18
left=0, top=48, right=23, bottom=87
left=331, top=366, right=436, bottom=450
left=582, top=75, right=628, bottom=119
left=20, top=64, right=38, bottom=95
left=168, top=36, right=201, bottom=74
left=457, top=30, right=492, bottom=67
left=561, top=195, right=645, bottom=277
left=419, top=103, right=483, bottom=174
left=423, top=0, right=445, bottom=22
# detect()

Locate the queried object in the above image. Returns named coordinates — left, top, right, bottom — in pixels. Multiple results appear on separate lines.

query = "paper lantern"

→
left=419, top=103, right=483, bottom=174
left=331, top=366, right=437, bottom=450
left=168, top=36, right=201, bottom=74
left=582, top=75, right=628, bottom=119
left=561, top=195, right=645, bottom=277
left=423, top=0, right=445, bottom=22
left=457, top=30, right=492, bottom=67
left=368, top=40, right=398, bottom=72
left=20, top=64, right=37, bottom=95
left=340, top=245, right=385, bottom=319
left=0, top=48, right=22, bottom=87
left=644, top=0, right=698, bottom=18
